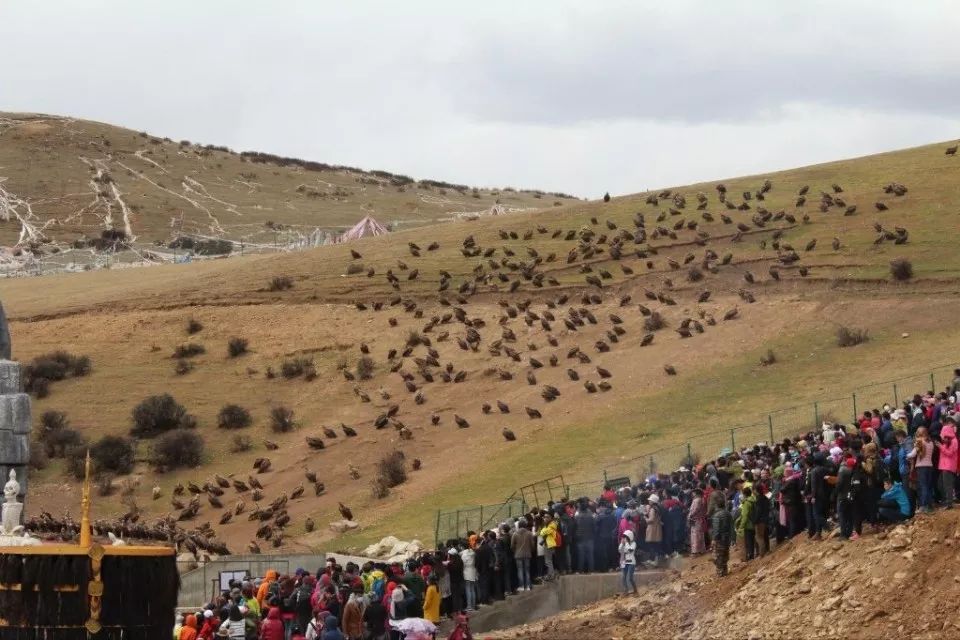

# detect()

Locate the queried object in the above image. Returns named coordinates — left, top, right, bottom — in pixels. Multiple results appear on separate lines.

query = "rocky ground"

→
left=490, top=510, right=960, bottom=640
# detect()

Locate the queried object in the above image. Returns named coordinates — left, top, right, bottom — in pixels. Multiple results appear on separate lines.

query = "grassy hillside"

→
left=4, top=135, right=960, bottom=554
left=0, top=112, right=575, bottom=265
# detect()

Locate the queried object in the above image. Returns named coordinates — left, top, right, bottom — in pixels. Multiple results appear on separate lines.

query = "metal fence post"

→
left=768, top=415, right=774, bottom=443
left=686, top=442, right=692, bottom=464
left=730, top=429, right=735, bottom=452
left=479, top=505, right=484, bottom=530
left=814, top=402, right=819, bottom=428
left=852, top=393, right=858, bottom=421
left=893, top=384, right=898, bottom=407
left=435, top=510, right=442, bottom=547
left=649, top=455, right=655, bottom=477
left=931, top=372, right=936, bottom=392
left=455, top=510, right=461, bottom=541
left=603, top=469, right=609, bottom=485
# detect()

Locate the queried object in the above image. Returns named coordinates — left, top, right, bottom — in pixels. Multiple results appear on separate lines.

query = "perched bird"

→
left=502, top=428, right=517, bottom=441
left=304, top=517, right=315, bottom=532
left=525, top=407, right=542, bottom=419
left=152, top=486, right=162, bottom=500
left=664, top=365, right=677, bottom=375
left=832, top=237, right=841, bottom=251
left=454, top=414, right=470, bottom=428
left=306, top=437, right=325, bottom=450
left=263, top=440, right=279, bottom=450
left=342, top=424, right=358, bottom=437
left=497, top=400, right=510, bottom=414
left=339, top=503, right=354, bottom=521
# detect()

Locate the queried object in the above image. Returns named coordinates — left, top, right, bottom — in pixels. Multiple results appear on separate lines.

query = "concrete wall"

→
left=465, top=570, right=666, bottom=634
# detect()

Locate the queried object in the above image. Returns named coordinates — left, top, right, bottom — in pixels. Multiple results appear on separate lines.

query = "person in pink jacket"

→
left=937, top=419, right=959, bottom=508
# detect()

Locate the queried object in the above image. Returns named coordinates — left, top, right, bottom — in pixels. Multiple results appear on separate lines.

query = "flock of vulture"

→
left=32, top=160, right=927, bottom=555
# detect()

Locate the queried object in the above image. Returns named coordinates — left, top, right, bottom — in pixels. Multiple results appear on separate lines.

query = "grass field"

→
left=3, top=130, right=959, bottom=554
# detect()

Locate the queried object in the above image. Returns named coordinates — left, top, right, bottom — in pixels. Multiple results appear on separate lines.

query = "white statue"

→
left=4, top=469, right=19, bottom=503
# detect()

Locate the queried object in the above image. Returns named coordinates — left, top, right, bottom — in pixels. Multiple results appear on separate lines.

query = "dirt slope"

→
left=3, top=136, right=960, bottom=554
left=0, top=112, right=574, bottom=259
left=492, top=512, right=960, bottom=640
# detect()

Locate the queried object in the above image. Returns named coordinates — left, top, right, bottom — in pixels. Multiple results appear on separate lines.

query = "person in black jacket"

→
left=595, top=503, right=618, bottom=571
left=446, top=548, right=464, bottom=613
left=573, top=502, right=596, bottom=573
left=809, top=454, right=832, bottom=540
left=752, top=484, right=771, bottom=556
left=474, top=535, right=492, bottom=606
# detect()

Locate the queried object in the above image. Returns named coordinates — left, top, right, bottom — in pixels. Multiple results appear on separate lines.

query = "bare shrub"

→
left=24, top=351, right=92, bottom=397
left=217, top=404, right=252, bottom=429
left=759, top=349, right=777, bottom=366
left=186, top=318, right=203, bottom=334
left=356, top=356, right=375, bottom=380
left=376, top=450, right=407, bottom=488
left=152, top=429, right=204, bottom=470
left=131, top=394, right=196, bottom=438
left=96, top=473, right=115, bottom=496
left=270, top=406, right=297, bottom=433
left=268, top=276, right=294, bottom=291
left=119, top=477, right=140, bottom=496
left=230, top=434, right=253, bottom=453
left=406, top=331, right=424, bottom=347
left=644, top=312, right=667, bottom=332
left=173, top=343, right=205, bottom=359
left=281, top=357, right=314, bottom=379
left=687, top=266, right=704, bottom=282
left=345, top=263, right=365, bottom=275
left=836, top=326, right=869, bottom=348
left=174, top=359, right=194, bottom=376
left=370, top=476, right=390, bottom=499
left=228, top=337, right=249, bottom=357
left=890, top=258, right=913, bottom=281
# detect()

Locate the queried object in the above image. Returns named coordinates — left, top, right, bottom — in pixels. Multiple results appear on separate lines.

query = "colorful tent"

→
left=339, top=215, right=389, bottom=242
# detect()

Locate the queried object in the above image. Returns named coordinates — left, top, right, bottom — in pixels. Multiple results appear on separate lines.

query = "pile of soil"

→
left=491, top=510, right=960, bottom=640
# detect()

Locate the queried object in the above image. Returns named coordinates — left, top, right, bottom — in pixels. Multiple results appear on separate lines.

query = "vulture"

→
left=290, top=485, right=305, bottom=500
left=322, top=426, right=337, bottom=439
left=305, top=470, right=318, bottom=484
left=664, top=364, right=677, bottom=375
left=431, top=413, right=440, bottom=425
left=832, top=237, right=841, bottom=251
left=350, top=249, right=362, bottom=259
left=697, top=291, right=711, bottom=303
left=640, top=333, right=654, bottom=347
left=947, top=144, right=958, bottom=156
left=875, top=202, right=888, bottom=211
left=567, top=369, right=579, bottom=381
left=339, top=503, right=354, bottom=521
left=723, top=308, right=739, bottom=321
left=597, top=367, right=612, bottom=379
left=305, top=437, right=325, bottom=450
left=314, top=482, right=326, bottom=496
left=525, top=407, right=542, bottom=419
left=342, top=424, right=358, bottom=437
left=454, top=415, right=470, bottom=428
left=805, top=239, right=817, bottom=251
left=263, top=440, right=279, bottom=450
left=584, top=380, right=597, bottom=393
left=304, top=517, right=315, bottom=532
left=497, top=400, right=510, bottom=413
left=502, top=428, right=517, bottom=442
left=482, top=403, right=492, bottom=414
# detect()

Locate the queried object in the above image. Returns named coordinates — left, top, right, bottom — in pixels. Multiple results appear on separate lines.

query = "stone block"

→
left=0, top=394, right=31, bottom=434
left=0, top=361, right=22, bottom=395
left=0, top=431, right=29, bottom=464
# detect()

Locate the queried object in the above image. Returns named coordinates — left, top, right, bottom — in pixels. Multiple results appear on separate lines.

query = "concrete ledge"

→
left=465, top=570, right=667, bottom=634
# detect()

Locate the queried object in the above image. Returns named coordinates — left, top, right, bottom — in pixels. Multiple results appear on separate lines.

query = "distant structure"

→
left=338, top=215, right=389, bottom=243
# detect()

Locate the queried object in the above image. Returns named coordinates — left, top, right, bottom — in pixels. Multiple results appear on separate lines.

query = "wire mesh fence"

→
left=433, top=362, right=960, bottom=545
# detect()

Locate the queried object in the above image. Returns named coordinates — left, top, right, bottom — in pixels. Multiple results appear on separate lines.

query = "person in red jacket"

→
left=198, top=609, right=220, bottom=640
left=259, top=607, right=284, bottom=640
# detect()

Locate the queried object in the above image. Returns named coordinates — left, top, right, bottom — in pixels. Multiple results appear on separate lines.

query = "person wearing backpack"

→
left=257, top=570, right=279, bottom=611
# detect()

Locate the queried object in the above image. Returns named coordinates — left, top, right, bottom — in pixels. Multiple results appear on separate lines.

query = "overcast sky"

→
left=2, top=1, right=958, bottom=197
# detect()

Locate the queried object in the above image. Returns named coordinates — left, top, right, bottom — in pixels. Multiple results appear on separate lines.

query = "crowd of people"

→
left=175, top=376, right=960, bottom=639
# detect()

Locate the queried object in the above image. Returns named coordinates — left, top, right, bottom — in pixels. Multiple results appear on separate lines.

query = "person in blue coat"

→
left=878, top=478, right=911, bottom=523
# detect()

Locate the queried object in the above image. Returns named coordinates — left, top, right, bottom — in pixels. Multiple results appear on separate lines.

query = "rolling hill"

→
left=3, top=130, right=960, bottom=557
left=0, top=112, right=575, bottom=271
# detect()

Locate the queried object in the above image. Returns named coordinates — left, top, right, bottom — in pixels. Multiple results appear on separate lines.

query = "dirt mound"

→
left=493, top=511, right=960, bottom=640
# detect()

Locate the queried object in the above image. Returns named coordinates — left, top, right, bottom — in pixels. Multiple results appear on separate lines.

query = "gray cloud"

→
left=0, top=0, right=958, bottom=197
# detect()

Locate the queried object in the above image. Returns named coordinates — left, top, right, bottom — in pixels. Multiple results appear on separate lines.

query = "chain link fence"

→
left=434, top=362, right=960, bottom=545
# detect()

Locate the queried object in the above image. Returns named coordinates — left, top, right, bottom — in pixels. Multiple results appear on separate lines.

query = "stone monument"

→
left=0, top=301, right=30, bottom=512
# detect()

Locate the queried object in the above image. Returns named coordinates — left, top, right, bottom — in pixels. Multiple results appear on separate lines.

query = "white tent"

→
left=339, top=215, right=389, bottom=242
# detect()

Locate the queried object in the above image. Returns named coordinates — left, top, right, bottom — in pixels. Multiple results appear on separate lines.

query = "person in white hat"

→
left=618, top=530, right=637, bottom=594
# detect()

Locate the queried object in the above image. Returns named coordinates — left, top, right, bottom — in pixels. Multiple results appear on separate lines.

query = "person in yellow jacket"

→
left=538, top=514, right=559, bottom=580
left=422, top=576, right=441, bottom=623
